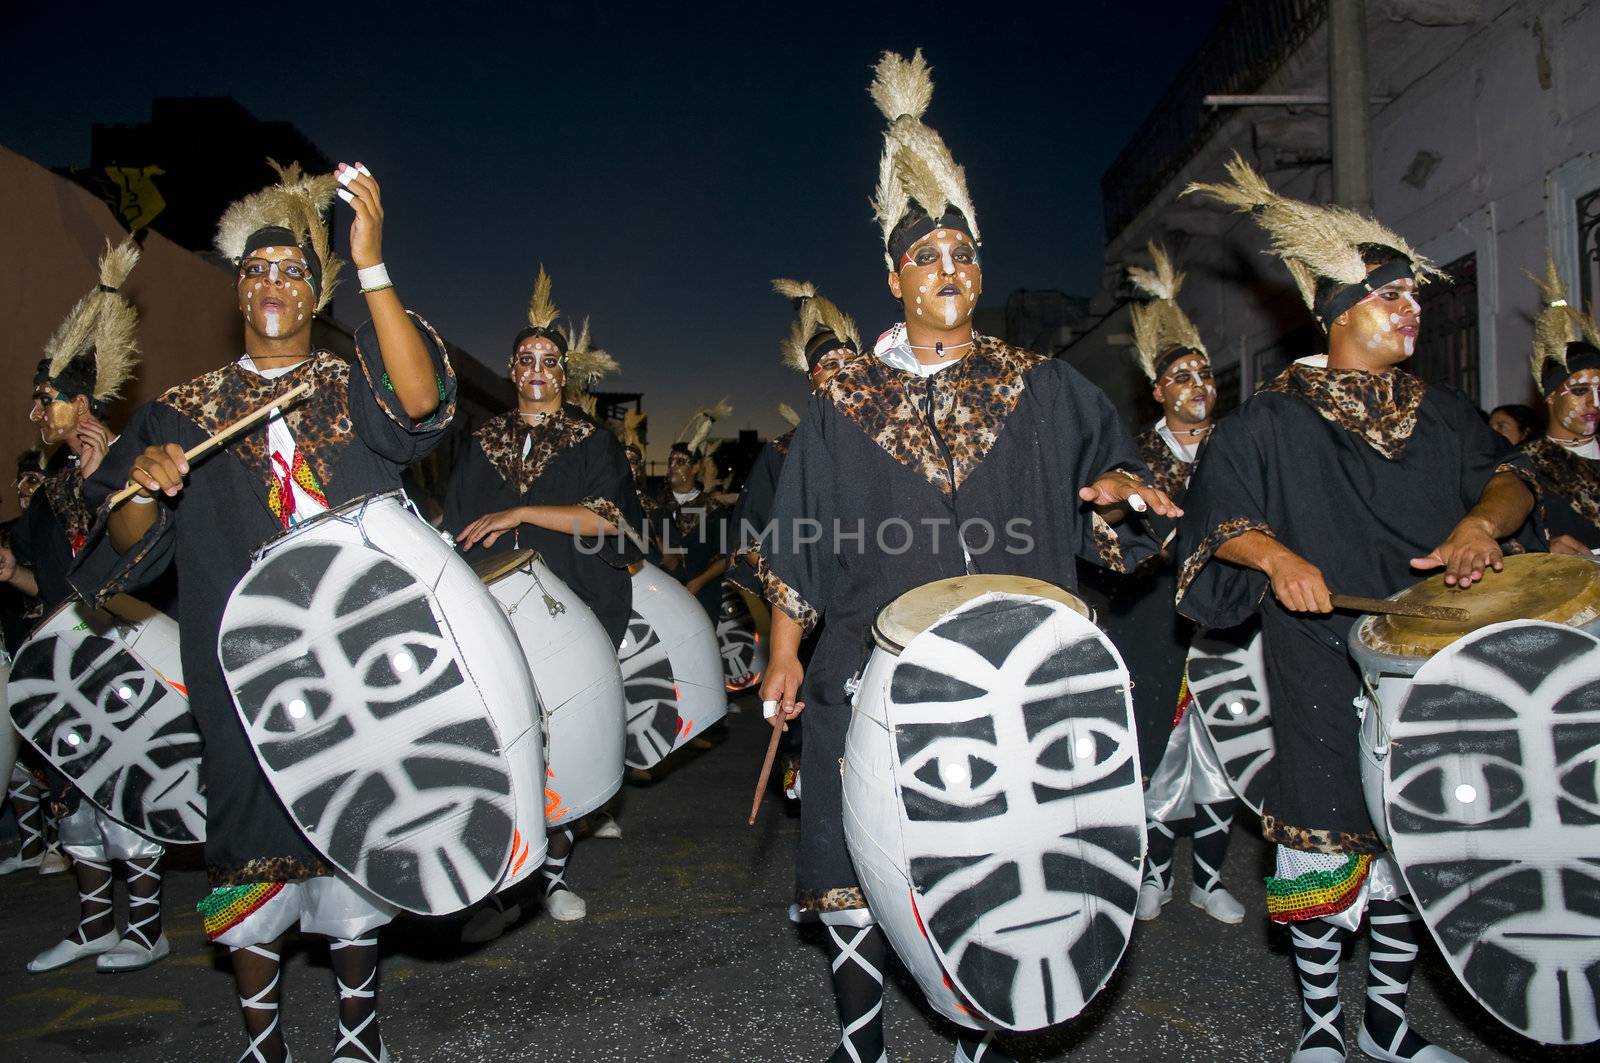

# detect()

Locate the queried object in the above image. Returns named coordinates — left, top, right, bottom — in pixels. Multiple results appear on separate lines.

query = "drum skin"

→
left=218, top=492, right=545, bottom=916
left=843, top=590, right=1144, bottom=1032
left=477, top=551, right=625, bottom=830
left=1184, top=628, right=1274, bottom=816
left=1383, top=620, right=1600, bottom=1045
left=618, top=561, right=727, bottom=769
left=9, top=596, right=204, bottom=844
left=716, top=582, right=766, bottom=693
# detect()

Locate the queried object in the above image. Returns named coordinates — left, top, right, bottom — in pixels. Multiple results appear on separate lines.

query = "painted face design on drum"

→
left=238, top=247, right=315, bottom=340
left=510, top=337, right=565, bottom=405
left=219, top=539, right=513, bottom=913
left=887, top=598, right=1141, bottom=1026
left=716, top=585, right=764, bottom=691
left=9, top=622, right=205, bottom=843
left=1386, top=623, right=1600, bottom=1045
left=618, top=611, right=683, bottom=769
left=1549, top=368, right=1600, bottom=440
left=889, top=229, right=982, bottom=330
left=1344, top=278, right=1421, bottom=364
left=1153, top=354, right=1215, bottom=427
left=1184, top=630, right=1275, bottom=817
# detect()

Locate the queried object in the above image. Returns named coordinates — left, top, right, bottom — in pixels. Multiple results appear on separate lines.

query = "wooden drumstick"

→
left=1331, top=593, right=1470, bottom=622
left=749, top=719, right=785, bottom=826
left=107, top=382, right=313, bottom=510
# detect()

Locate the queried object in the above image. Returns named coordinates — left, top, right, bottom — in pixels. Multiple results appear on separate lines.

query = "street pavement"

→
left=0, top=694, right=1590, bottom=1062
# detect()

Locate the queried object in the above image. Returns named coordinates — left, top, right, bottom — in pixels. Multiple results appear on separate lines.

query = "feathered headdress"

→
left=1126, top=242, right=1208, bottom=381
left=773, top=277, right=861, bottom=373
left=36, top=237, right=142, bottom=412
left=869, top=50, right=980, bottom=268
left=1528, top=253, right=1600, bottom=395
left=621, top=410, right=647, bottom=451
left=777, top=401, right=801, bottom=428
left=1182, top=153, right=1439, bottom=330
left=513, top=265, right=569, bottom=355
left=677, top=398, right=733, bottom=455
left=562, top=316, right=620, bottom=397
left=214, top=159, right=341, bottom=311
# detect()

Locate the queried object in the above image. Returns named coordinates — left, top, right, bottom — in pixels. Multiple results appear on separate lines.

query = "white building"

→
left=1071, top=0, right=1600, bottom=424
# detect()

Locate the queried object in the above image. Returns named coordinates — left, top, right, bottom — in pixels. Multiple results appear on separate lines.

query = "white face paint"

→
left=943, top=300, right=958, bottom=327
left=941, top=246, right=955, bottom=275
left=263, top=311, right=282, bottom=337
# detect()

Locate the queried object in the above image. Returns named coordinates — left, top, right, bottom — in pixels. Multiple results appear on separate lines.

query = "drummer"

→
left=759, top=51, right=1176, bottom=1063
left=8, top=239, right=171, bottom=974
left=73, top=162, right=452, bottom=1063
left=1519, top=257, right=1600, bottom=553
left=1091, top=243, right=1246, bottom=927
left=1180, top=156, right=1538, bottom=1063
left=444, top=266, right=642, bottom=933
left=659, top=405, right=734, bottom=624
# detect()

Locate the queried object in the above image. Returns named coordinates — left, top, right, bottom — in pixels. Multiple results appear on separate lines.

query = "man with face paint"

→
left=1180, top=156, right=1538, bottom=1063
left=443, top=267, right=640, bottom=933
left=660, top=404, right=735, bottom=623
left=1518, top=257, right=1600, bottom=554
left=1086, top=244, right=1246, bottom=926
left=70, top=161, right=453, bottom=1063
left=759, top=52, right=1176, bottom=1063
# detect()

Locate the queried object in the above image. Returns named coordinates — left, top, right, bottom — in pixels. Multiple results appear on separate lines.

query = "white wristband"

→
left=129, top=492, right=156, bottom=505
left=357, top=263, right=391, bottom=290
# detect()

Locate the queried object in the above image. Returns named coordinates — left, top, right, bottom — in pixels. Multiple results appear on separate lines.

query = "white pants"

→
left=58, top=801, right=164, bottom=862
left=212, top=876, right=396, bottom=947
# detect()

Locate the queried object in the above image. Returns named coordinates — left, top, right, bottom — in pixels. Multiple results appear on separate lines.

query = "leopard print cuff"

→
left=1089, top=513, right=1129, bottom=574
left=207, top=855, right=334, bottom=887
left=1261, top=813, right=1385, bottom=856
left=755, top=552, right=819, bottom=634
left=579, top=496, right=625, bottom=530
left=797, top=886, right=868, bottom=913
left=1175, top=517, right=1273, bottom=603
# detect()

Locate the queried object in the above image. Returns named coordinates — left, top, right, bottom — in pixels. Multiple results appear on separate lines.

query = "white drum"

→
left=716, top=582, right=766, bottom=693
left=1184, top=627, right=1274, bottom=816
left=842, top=575, right=1144, bottom=1032
left=8, top=595, right=203, bottom=844
left=618, top=560, right=727, bottom=769
left=473, top=549, right=625, bottom=829
left=0, top=651, right=16, bottom=790
left=218, top=491, right=546, bottom=915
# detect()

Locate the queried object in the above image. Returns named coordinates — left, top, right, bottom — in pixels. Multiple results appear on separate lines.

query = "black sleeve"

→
left=1172, top=413, right=1276, bottom=629
left=347, top=312, right=458, bottom=466
left=68, top=402, right=181, bottom=606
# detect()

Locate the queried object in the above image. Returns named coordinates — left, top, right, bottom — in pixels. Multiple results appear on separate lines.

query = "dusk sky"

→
left=4, top=2, right=1225, bottom=457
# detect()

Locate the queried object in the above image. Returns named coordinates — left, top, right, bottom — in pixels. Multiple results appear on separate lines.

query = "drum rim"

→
left=251, top=488, right=417, bottom=561
left=470, top=547, right=543, bottom=584
left=871, top=575, right=1093, bottom=653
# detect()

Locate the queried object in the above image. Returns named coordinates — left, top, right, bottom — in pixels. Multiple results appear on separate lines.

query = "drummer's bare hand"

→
left=336, top=162, right=385, bottom=269
left=1411, top=518, right=1502, bottom=587
left=1079, top=471, right=1183, bottom=519
left=1262, top=549, right=1333, bottom=613
left=127, top=444, right=189, bottom=498
left=456, top=507, right=525, bottom=550
left=1549, top=533, right=1592, bottom=556
left=760, top=655, right=805, bottom=729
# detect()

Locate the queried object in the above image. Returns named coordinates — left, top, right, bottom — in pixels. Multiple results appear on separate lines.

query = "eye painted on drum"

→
left=1553, top=721, right=1600, bottom=823
left=896, top=717, right=1006, bottom=821
left=1389, top=728, right=1527, bottom=832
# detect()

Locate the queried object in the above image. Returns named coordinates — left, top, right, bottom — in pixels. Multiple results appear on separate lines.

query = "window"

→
left=1413, top=253, right=1479, bottom=402
left=1578, top=185, right=1600, bottom=312
left=1212, top=362, right=1242, bottom=419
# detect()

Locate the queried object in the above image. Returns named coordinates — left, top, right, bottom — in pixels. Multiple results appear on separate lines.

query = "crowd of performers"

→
left=2, top=47, right=1598, bottom=1063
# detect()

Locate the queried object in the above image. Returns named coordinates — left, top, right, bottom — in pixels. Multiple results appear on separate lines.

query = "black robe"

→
left=759, top=335, right=1158, bottom=906
left=657, top=488, right=732, bottom=621
left=70, top=314, right=457, bottom=885
left=726, top=431, right=791, bottom=596
left=1520, top=436, right=1600, bottom=549
left=441, top=405, right=641, bottom=648
left=11, top=450, right=91, bottom=616
left=1175, top=364, right=1538, bottom=854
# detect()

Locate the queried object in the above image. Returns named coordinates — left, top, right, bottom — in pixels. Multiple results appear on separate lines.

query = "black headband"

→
left=1315, top=255, right=1414, bottom=331
left=1543, top=341, right=1600, bottom=396
left=1153, top=347, right=1207, bottom=381
left=240, top=226, right=324, bottom=295
left=804, top=330, right=858, bottom=372
left=887, top=206, right=976, bottom=266
left=511, top=325, right=569, bottom=357
left=34, top=354, right=102, bottom=413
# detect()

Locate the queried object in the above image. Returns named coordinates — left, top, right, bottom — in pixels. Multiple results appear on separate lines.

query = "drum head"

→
left=1185, top=625, right=1275, bottom=817
left=1357, top=553, right=1600, bottom=660
left=470, top=548, right=537, bottom=585
left=1385, top=620, right=1600, bottom=1044
left=881, top=591, right=1142, bottom=1029
left=873, top=575, right=1092, bottom=653
left=8, top=600, right=204, bottom=844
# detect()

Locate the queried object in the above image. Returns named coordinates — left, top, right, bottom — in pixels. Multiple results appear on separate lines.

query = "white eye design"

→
left=66, top=732, right=82, bottom=747
left=1454, top=783, right=1478, bottom=805
left=287, top=698, right=309, bottom=720
left=940, top=759, right=971, bottom=787
left=1227, top=701, right=1245, bottom=717
left=392, top=651, right=415, bottom=674
left=117, top=685, right=135, bottom=701
left=1074, top=735, right=1096, bottom=761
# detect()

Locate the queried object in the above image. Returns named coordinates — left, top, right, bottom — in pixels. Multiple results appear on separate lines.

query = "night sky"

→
left=3, top=2, right=1225, bottom=457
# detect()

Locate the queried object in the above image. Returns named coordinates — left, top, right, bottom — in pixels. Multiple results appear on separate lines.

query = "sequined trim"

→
left=198, top=882, right=285, bottom=940
left=1265, top=853, right=1372, bottom=923
left=1175, top=517, right=1273, bottom=602
left=1172, top=670, right=1192, bottom=728
left=797, top=886, right=868, bottom=913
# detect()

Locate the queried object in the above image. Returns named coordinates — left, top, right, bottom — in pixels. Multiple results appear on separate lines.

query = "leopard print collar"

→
left=1523, top=436, right=1600, bottom=534
left=40, top=462, right=93, bottom=555
left=1260, top=363, right=1425, bottom=460
left=823, top=335, right=1046, bottom=494
left=474, top=407, right=594, bottom=497
left=1137, top=426, right=1193, bottom=496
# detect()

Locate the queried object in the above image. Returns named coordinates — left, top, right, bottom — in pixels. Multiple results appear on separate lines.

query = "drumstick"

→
left=1330, top=593, right=1469, bottom=622
left=106, top=382, right=313, bottom=509
left=748, top=721, right=785, bottom=826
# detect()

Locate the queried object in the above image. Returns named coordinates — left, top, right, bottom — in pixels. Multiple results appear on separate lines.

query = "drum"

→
left=841, top=575, right=1143, bottom=1032
left=0, top=651, right=16, bottom=792
left=1349, top=553, right=1600, bottom=845
left=8, top=596, right=204, bottom=844
left=472, top=549, right=625, bottom=829
left=1183, top=624, right=1274, bottom=816
left=716, top=582, right=766, bottom=692
left=218, top=491, right=546, bottom=916
left=617, top=560, right=728, bottom=769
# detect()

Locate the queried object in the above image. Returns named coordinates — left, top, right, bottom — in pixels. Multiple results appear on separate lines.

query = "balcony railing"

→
left=1101, top=0, right=1326, bottom=239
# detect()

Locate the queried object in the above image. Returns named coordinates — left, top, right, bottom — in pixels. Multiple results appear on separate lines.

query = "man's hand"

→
left=338, top=163, right=385, bottom=269
left=1411, top=517, right=1504, bottom=587
left=1549, top=533, right=1593, bottom=556
left=760, top=653, right=806, bottom=730
left=456, top=508, right=525, bottom=550
left=1079, top=470, right=1183, bottom=518
left=127, top=444, right=190, bottom=498
left=73, top=416, right=111, bottom=479
left=1262, top=549, right=1333, bottom=614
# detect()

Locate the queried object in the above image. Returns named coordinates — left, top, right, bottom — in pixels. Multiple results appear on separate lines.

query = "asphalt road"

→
left=0, top=695, right=1589, bottom=1062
